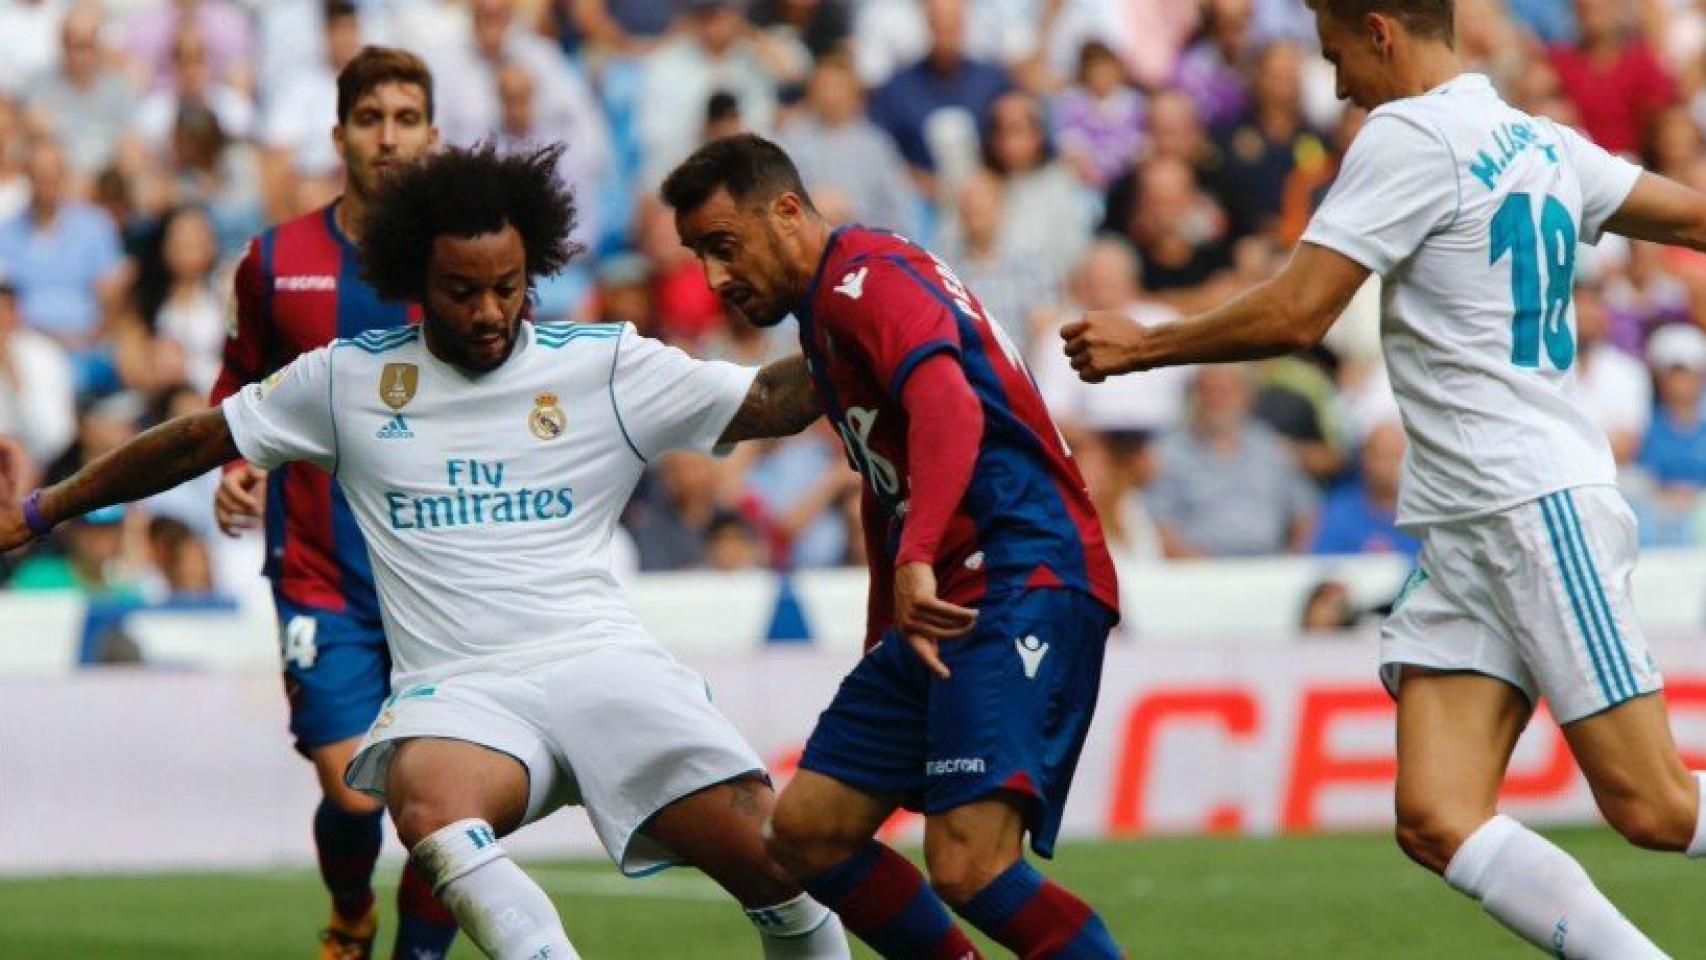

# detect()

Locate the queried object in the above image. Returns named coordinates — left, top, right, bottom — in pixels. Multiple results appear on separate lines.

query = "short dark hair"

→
left=706, top=91, right=741, bottom=126
left=359, top=143, right=582, bottom=302
left=659, top=133, right=816, bottom=214
left=337, top=46, right=434, bottom=126
left=1305, top=0, right=1454, bottom=43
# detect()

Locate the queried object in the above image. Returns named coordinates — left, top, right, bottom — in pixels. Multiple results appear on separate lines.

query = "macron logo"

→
left=376, top=414, right=415, bottom=439
left=926, top=757, right=987, bottom=776
left=1015, top=635, right=1049, bottom=679
left=274, top=275, right=337, bottom=292
left=834, top=267, right=867, bottom=300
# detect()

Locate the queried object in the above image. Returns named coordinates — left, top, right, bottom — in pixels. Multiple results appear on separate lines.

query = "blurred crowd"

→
left=5, top=0, right=1706, bottom=602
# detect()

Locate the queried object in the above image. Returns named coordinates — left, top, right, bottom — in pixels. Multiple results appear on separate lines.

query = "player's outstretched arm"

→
left=1061, top=242, right=1371, bottom=382
left=0, top=409, right=239, bottom=552
left=717, top=355, right=822, bottom=445
left=1604, top=171, right=1706, bottom=251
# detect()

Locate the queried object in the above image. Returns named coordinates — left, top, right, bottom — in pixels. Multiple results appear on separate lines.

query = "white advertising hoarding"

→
left=7, top=638, right=1706, bottom=875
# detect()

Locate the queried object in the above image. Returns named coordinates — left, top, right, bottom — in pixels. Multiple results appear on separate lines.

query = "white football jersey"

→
left=223, top=321, right=757, bottom=687
left=1302, top=73, right=1642, bottom=527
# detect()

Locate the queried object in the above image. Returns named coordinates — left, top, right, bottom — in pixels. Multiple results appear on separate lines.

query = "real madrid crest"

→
left=380, top=363, right=419, bottom=410
left=530, top=392, right=566, bottom=440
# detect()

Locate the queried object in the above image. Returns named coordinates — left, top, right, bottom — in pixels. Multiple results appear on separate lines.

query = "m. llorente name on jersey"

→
left=385, top=457, right=574, bottom=532
left=1469, top=120, right=1560, bottom=190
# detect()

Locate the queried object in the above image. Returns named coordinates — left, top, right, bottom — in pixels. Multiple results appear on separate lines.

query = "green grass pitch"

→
left=0, top=828, right=1691, bottom=957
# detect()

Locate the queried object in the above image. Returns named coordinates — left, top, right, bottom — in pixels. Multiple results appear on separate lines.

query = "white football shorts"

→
left=345, top=643, right=764, bottom=875
left=1381, top=484, right=1662, bottom=724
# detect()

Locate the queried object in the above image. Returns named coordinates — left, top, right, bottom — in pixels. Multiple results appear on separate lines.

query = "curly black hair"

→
left=359, top=143, right=581, bottom=303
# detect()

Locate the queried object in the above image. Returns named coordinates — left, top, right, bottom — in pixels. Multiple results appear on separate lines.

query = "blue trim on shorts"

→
left=1539, top=494, right=1618, bottom=704
left=1561, top=490, right=1638, bottom=698
left=1551, top=491, right=1632, bottom=700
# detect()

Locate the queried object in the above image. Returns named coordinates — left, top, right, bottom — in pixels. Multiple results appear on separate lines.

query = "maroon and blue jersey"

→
left=798, top=226, right=1119, bottom=646
left=211, top=203, right=416, bottom=619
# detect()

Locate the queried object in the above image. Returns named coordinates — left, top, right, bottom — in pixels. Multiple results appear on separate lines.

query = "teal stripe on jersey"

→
left=327, top=341, right=343, bottom=475
left=351, top=326, right=418, bottom=346
left=536, top=323, right=620, bottom=338
left=346, top=328, right=419, bottom=354
left=1561, top=490, right=1639, bottom=699
left=537, top=331, right=621, bottom=350
left=536, top=330, right=620, bottom=343
left=537, top=333, right=621, bottom=346
left=1539, top=494, right=1618, bottom=703
left=606, top=326, right=644, bottom=463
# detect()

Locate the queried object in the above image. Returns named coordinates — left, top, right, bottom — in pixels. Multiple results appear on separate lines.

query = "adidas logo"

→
left=376, top=413, right=415, bottom=439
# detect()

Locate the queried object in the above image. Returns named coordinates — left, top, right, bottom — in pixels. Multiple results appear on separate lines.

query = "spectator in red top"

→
left=1547, top=0, right=1675, bottom=155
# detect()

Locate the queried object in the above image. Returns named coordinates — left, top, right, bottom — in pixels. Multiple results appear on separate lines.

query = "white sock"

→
left=745, top=892, right=852, bottom=959
left=1444, top=814, right=1667, bottom=959
left=1686, top=772, right=1706, bottom=858
left=414, top=818, right=580, bottom=960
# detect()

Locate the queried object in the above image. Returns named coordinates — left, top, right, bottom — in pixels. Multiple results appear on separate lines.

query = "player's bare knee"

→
left=1393, top=805, right=1476, bottom=874
left=1601, top=789, right=1695, bottom=851
left=763, top=800, right=844, bottom=879
left=324, top=779, right=383, bottom=817
left=721, top=851, right=804, bottom=909
left=923, top=846, right=1007, bottom=907
left=392, top=797, right=460, bottom=851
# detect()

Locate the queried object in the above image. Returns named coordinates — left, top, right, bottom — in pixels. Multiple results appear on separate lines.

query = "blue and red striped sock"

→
left=953, top=860, right=1121, bottom=959
left=803, top=840, right=982, bottom=959
left=312, top=799, right=383, bottom=922
left=392, top=859, right=459, bottom=959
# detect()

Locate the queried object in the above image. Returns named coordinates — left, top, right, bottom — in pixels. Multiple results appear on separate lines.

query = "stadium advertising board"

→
left=7, top=638, right=1706, bottom=874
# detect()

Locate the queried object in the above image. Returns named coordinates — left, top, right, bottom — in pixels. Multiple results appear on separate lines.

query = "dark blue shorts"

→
left=798, top=588, right=1114, bottom=857
left=274, top=595, right=391, bottom=756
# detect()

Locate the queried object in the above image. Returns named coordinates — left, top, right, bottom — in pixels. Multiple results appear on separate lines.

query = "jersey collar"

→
left=1427, top=72, right=1491, bottom=98
left=324, top=200, right=359, bottom=257
left=800, top=223, right=859, bottom=324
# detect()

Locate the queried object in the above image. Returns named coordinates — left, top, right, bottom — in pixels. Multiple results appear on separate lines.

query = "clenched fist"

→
left=1059, top=311, right=1151, bottom=383
left=215, top=462, right=267, bottom=536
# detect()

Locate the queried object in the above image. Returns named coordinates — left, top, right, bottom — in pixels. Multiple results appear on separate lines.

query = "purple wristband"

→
left=21, top=490, right=53, bottom=538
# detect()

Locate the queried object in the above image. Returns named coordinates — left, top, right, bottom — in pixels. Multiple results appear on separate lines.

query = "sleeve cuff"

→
left=707, top=363, right=762, bottom=457
left=894, top=545, right=934, bottom=567
left=1587, top=161, right=1644, bottom=243
left=1300, top=221, right=1394, bottom=277
left=887, top=340, right=960, bottom=398
left=220, top=392, right=271, bottom=469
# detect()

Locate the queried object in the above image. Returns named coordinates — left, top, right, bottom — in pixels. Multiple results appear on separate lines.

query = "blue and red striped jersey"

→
left=798, top=226, right=1119, bottom=647
left=210, top=202, right=416, bottom=618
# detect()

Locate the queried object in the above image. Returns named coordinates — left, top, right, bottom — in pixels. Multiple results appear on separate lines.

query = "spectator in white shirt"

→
left=1033, top=237, right=1191, bottom=436
left=134, top=24, right=255, bottom=158
left=431, top=0, right=610, bottom=176
left=1573, top=280, right=1652, bottom=465
left=258, top=0, right=365, bottom=219
left=0, top=0, right=67, bottom=97
left=25, top=5, right=138, bottom=180
left=637, top=0, right=778, bottom=186
left=0, top=269, right=75, bottom=465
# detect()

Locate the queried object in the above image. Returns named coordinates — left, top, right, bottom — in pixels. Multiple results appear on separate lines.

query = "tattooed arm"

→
left=0, top=409, right=239, bottom=551
left=718, top=356, right=822, bottom=445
